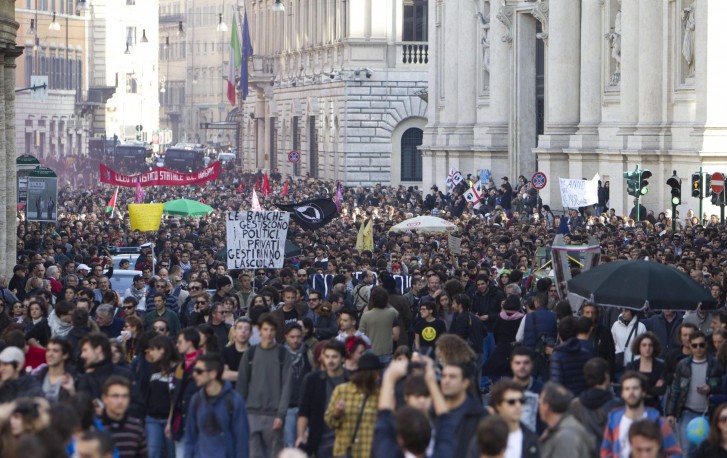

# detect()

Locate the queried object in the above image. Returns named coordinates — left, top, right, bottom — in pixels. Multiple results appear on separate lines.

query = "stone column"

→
left=0, top=48, right=6, bottom=276
left=618, top=0, right=639, bottom=139
left=636, top=0, right=663, bottom=145
left=575, top=0, right=602, bottom=142
left=479, top=2, right=510, bottom=146
left=546, top=0, right=581, bottom=135
left=5, top=48, right=21, bottom=276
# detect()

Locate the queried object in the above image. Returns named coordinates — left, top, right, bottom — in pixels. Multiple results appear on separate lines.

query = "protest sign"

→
left=128, top=204, right=164, bottom=231
left=449, top=235, right=462, bottom=254
left=559, top=174, right=600, bottom=208
left=226, top=211, right=289, bottom=269
left=99, top=162, right=220, bottom=187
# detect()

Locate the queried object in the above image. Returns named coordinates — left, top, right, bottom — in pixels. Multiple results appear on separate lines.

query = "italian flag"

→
left=227, top=12, right=241, bottom=106
left=105, top=187, right=118, bottom=215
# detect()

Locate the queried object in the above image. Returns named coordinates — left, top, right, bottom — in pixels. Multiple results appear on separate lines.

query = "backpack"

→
left=192, top=389, right=236, bottom=418
left=247, top=344, right=287, bottom=384
left=352, top=284, right=371, bottom=311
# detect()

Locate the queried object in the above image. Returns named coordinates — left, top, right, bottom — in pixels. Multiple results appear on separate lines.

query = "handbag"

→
left=614, top=317, right=639, bottom=369
left=345, top=395, right=369, bottom=458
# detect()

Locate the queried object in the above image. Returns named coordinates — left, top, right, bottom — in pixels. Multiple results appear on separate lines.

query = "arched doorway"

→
left=390, top=116, right=427, bottom=186
left=401, top=128, right=423, bottom=182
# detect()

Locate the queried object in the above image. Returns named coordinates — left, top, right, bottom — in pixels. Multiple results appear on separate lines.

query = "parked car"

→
left=107, top=269, right=143, bottom=295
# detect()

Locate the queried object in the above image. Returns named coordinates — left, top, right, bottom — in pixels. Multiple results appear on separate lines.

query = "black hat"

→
left=133, top=274, right=144, bottom=282
left=356, top=353, right=382, bottom=372
left=501, top=176, right=509, bottom=181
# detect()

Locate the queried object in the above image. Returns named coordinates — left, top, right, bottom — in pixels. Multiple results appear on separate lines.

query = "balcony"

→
left=398, top=42, right=429, bottom=65
left=250, top=55, right=276, bottom=83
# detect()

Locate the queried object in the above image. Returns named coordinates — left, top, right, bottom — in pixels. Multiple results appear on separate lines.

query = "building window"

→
left=269, top=117, right=277, bottom=171
left=401, top=127, right=423, bottom=181
left=308, top=116, right=318, bottom=178
left=126, top=73, right=137, bottom=93
left=292, top=116, right=300, bottom=176
left=403, top=0, right=428, bottom=41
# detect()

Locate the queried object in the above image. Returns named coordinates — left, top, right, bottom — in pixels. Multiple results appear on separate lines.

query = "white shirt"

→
left=618, top=411, right=647, bottom=458
left=505, top=428, right=523, bottom=458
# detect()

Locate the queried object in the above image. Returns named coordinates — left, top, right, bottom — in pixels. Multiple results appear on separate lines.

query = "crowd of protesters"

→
left=4, top=161, right=727, bottom=458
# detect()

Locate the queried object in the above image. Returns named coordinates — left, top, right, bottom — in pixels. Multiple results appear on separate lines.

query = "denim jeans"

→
left=678, top=409, right=701, bottom=458
left=284, top=407, right=299, bottom=448
left=145, top=416, right=175, bottom=458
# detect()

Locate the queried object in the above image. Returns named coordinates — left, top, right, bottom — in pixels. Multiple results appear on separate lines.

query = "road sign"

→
left=30, top=76, right=48, bottom=100
left=532, top=172, right=547, bottom=190
left=27, top=167, right=58, bottom=222
left=711, top=172, right=724, bottom=194
left=288, top=150, right=301, bottom=163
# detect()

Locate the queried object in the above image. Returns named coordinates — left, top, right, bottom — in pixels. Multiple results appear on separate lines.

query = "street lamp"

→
left=140, top=29, right=149, bottom=44
left=177, top=21, right=185, bottom=36
left=272, top=0, right=285, bottom=12
left=49, top=12, right=61, bottom=31
left=216, top=13, right=228, bottom=32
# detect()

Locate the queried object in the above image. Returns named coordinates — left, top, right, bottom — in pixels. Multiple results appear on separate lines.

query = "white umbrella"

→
left=391, top=215, right=457, bottom=233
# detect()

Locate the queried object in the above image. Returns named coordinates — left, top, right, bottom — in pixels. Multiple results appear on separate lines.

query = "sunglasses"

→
left=189, top=286, right=201, bottom=291
left=193, top=367, right=208, bottom=375
left=691, top=342, right=707, bottom=349
left=123, top=306, right=135, bottom=310
left=504, top=398, right=525, bottom=405
left=719, top=416, right=727, bottom=424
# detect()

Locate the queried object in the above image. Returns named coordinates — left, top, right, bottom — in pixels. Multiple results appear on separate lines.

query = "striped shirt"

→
left=100, top=413, right=148, bottom=458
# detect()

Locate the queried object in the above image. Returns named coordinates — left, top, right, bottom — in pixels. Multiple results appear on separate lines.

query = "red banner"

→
left=99, top=162, right=220, bottom=187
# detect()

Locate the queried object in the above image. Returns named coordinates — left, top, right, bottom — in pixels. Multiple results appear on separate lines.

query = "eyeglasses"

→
left=196, top=301, right=207, bottom=305
left=691, top=342, right=707, bottom=349
left=123, top=306, right=135, bottom=310
left=504, top=398, right=525, bottom=405
left=193, top=367, right=208, bottom=375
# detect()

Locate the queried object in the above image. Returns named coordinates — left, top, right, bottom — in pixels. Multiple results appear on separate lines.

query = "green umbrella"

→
left=163, top=198, right=214, bottom=217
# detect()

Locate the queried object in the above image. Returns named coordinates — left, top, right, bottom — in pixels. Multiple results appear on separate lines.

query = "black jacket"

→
left=0, top=372, right=44, bottom=403
left=469, top=285, right=505, bottom=330
left=78, top=359, right=132, bottom=400
left=453, top=394, right=486, bottom=458
left=550, top=337, right=592, bottom=396
left=450, top=311, right=487, bottom=355
left=298, top=370, right=349, bottom=454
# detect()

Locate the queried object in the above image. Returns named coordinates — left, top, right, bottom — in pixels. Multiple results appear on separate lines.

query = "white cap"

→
left=76, top=264, right=91, bottom=272
left=0, top=346, right=24, bottom=367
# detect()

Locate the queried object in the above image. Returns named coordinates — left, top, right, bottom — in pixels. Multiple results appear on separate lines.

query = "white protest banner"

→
left=226, top=211, right=290, bottom=269
left=559, top=174, right=600, bottom=208
left=449, top=235, right=461, bottom=254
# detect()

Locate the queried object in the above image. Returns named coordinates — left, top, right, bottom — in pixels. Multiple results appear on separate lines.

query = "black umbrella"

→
left=567, top=260, right=717, bottom=311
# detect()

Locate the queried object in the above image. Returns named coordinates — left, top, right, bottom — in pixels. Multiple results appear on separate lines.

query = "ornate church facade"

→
left=422, top=0, right=727, bottom=217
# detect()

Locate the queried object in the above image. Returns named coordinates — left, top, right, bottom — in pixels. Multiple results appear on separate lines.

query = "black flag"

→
left=275, top=198, right=339, bottom=231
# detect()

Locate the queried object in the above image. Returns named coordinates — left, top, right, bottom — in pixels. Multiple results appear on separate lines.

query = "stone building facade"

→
left=422, top=0, right=727, bottom=217
left=237, top=0, right=429, bottom=185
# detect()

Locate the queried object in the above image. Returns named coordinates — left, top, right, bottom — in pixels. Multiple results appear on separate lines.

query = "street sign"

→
left=532, top=172, right=547, bottom=190
left=30, top=76, right=48, bottom=100
left=711, top=172, right=724, bottom=194
left=16, top=155, right=41, bottom=206
left=288, top=150, right=301, bottom=163
left=27, top=167, right=58, bottom=222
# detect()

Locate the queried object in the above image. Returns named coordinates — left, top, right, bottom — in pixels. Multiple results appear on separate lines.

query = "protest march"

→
left=1, top=158, right=726, bottom=458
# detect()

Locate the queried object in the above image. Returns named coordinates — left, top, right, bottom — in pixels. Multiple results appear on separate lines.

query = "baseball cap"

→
left=0, top=346, right=24, bottom=367
left=133, top=274, right=144, bottom=282
left=76, top=264, right=91, bottom=272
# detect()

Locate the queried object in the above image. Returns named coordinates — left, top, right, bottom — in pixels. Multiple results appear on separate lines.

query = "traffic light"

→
left=624, top=170, right=639, bottom=198
left=692, top=173, right=702, bottom=198
left=638, top=169, right=652, bottom=195
left=666, top=171, right=681, bottom=206
left=624, top=165, right=651, bottom=198
left=712, top=192, right=720, bottom=206
left=705, top=174, right=712, bottom=196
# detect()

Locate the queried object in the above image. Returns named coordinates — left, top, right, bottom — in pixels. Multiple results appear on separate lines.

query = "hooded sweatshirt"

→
left=183, top=382, right=250, bottom=458
left=569, top=388, right=622, bottom=455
